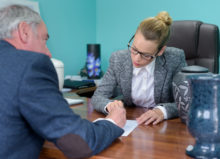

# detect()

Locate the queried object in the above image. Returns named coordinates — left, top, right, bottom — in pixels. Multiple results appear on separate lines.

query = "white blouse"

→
left=131, top=59, right=167, bottom=119
left=131, top=59, right=156, bottom=108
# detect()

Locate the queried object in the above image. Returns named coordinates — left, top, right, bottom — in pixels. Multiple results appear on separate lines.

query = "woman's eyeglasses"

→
left=127, top=35, right=159, bottom=60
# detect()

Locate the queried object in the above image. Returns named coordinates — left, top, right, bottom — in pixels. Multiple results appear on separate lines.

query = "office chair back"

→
left=166, top=20, right=219, bottom=73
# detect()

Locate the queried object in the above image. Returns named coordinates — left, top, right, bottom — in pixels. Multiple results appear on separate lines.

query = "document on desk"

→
left=122, top=120, right=138, bottom=136
left=65, top=98, right=84, bottom=105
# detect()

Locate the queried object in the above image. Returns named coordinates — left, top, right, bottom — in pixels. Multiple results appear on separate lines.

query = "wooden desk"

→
left=39, top=98, right=194, bottom=159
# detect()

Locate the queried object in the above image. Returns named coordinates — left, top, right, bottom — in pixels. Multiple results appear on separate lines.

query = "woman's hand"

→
left=136, top=108, right=164, bottom=125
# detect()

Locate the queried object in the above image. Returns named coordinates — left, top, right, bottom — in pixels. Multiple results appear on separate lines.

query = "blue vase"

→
left=186, top=74, right=220, bottom=158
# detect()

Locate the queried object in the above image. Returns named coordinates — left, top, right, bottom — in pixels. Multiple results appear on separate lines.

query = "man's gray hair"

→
left=0, top=4, right=42, bottom=39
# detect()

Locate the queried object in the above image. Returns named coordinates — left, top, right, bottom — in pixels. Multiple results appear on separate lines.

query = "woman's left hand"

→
left=136, top=108, right=164, bottom=125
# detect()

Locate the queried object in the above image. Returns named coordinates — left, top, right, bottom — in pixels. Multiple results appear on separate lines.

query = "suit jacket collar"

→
left=0, top=40, right=15, bottom=49
left=154, top=54, right=168, bottom=103
left=119, top=52, right=133, bottom=105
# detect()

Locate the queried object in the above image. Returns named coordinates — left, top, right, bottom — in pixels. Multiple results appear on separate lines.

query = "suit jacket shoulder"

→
left=109, top=49, right=131, bottom=72
left=160, top=47, right=185, bottom=66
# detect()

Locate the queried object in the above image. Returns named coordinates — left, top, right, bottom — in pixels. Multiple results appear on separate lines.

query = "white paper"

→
left=65, top=98, right=83, bottom=105
left=122, top=120, right=138, bottom=136
left=61, top=88, right=72, bottom=93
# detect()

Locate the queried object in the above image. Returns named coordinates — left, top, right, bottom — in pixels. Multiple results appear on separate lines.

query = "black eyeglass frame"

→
left=127, top=35, right=161, bottom=60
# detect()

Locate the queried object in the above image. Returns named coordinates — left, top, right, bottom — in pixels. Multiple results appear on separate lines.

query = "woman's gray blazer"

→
left=91, top=47, right=187, bottom=119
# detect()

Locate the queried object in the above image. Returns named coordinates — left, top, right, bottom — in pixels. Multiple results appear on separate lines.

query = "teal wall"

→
left=31, top=0, right=220, bottom=74
left=96, top=0, right=220, bottom=71
left=32, top=0, right=96, bottom=75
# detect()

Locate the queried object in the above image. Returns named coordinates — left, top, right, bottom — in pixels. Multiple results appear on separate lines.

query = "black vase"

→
left=86, top=44, right=101, bottom=79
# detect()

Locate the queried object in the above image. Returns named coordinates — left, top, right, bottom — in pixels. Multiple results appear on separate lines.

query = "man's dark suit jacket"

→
left=0, top=40, right=123, bottom=159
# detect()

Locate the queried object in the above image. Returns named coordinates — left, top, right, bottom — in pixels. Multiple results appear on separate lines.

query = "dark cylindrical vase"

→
left=86, top=44, right=101, bottom=79
left=186, top=74, right=220, bottom=158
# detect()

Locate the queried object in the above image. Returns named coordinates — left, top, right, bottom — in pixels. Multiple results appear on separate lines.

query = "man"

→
left=0, top=4, right=126, bottom=159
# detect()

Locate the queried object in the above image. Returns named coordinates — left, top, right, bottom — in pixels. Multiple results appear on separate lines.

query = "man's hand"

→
left=106, top=105, right=126, bottom=128
left=106, top=100, right=124, bottom=112
left=136, top=108, right=164, bottom=125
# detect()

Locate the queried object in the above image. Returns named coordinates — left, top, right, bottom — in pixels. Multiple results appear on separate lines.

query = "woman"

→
left=91, top=11, right=187, bottom=125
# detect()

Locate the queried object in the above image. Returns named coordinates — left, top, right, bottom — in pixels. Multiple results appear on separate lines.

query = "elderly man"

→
left=0, top=4, right=126, bottom=159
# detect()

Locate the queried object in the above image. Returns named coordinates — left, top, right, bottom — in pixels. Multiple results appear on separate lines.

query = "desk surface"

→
left=39, top=97, right=194, bottom=159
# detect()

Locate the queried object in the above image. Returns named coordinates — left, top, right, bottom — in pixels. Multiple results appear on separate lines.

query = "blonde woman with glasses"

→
left=91, top=11, right=187, bottom=125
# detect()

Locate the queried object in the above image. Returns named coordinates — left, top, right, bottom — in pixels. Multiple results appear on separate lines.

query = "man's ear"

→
left=157, top=46, right=167, bottom=56
left=17, top=22, right=31, bottom=43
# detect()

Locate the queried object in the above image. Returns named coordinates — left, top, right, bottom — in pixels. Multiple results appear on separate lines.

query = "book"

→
left=64, top=79, right=96, bottom=89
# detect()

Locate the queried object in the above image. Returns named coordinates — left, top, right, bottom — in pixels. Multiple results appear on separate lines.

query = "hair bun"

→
left=156, top=11, right=172, bottom=26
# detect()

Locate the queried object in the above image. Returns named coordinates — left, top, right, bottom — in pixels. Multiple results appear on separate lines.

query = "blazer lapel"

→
left=154, top=55, right=168, bottom=104
left=119, top=53, right=133, bottom=105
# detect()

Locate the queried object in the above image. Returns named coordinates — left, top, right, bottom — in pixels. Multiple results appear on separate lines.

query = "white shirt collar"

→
left=133, top=59, right=156, bottom=76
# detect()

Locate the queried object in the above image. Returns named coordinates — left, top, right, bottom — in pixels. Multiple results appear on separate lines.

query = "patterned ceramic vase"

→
left=172, top=66, right=210, bottom=124
left=186, top=74, right=220, bottom=158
